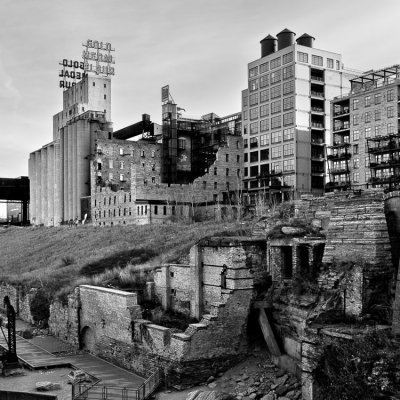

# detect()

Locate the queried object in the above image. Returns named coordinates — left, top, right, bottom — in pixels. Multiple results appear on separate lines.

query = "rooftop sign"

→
left=82, top=40, right=115, bottom=77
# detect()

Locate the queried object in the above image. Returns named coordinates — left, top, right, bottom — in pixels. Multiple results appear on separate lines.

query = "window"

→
left=250, top=137, right=258, bottom=148
left=283, top=112, right=294, bottom=126
left=260, top=62, right=269, bottom=73
left=250, top=151, right=258, bottom=163
left=374, top=93, right=382, bottom=105
left=353, top=99, right=359, bottom=110
left=282, top=52, right=293, bottom=64
left=270, top=57, right=281, bottom=69
left=244, top=153, right=248, bottom=162
left=270, top=70, right=281, bottom=84
left=283, top=159, right=294, bottom=171
left=271, top=116, right=281, bottom=129
left=365, top=112, right=371, bottom=123
left=214, top=167, right=217, bottom=175
left=283, top=143, right=294, bottom=156
left=109, top=159, right=113, bottom=168
left=250, top=122, right=258, bottom=134
left=283, top=127, right=294, bottom=141
left=260, top=74, right=269, bottom=88
left=260, top=149, right=269, bottom=161
left=353, top=130, right=360, bottom=141
left=225, top=154, right=229, bottom=162
left=327, top=58, right=334, bottom=69
left=151, top=150, right=155, bottom=157
left=250, top=165, right=258, bottom=177
left=271, top=131, right=282, bottom=144
left=336, top=60, right=340, bottom=70
left=312, top=55, right=323, bottom=66
left=120, top=161, right=124, bottom=169
left=249, top=93, right=258, bottom=106
left=375, top=126, right=381, bottom=136
left=353, top=172, right=359, bottom=183
left=353, top=115, right=359, bottom=126
left=365, top=96, right=371, bottom=107
left=283, top=80, right=294, bottom=95
left=297, top=52, right=308, bottom=63
left=260, top=133, right=269, bottom=146
left=387, top=106, right=394, bottom=118
left=271, top=161, right=282, bottom=173
left=283, top=96, right=294, bottom=111
left=243, top=95, right=248, bottom=107
left=119, top=148, right=124, bottom=156
left=244, top=139, right=248, bottom=148
left=388, top=123, right=394, bottom=134
left=237, top=154, right=240, bottom=163
left=260, top=90, right=269, bottom=103
left=271, top=147, right=282, bottom=158
left=104, top=94, right=107, bottom=100
left=260, top=119, right=269, bottom=132
left=151, top=176, right=156, bottom=183
left=260, top=104, right=269, bottom=117
left=375, top=109, right=381, bottom=121
left=141, top=150, right=145, bottom=157
left=271, top=100, right=281, bottom=114
left=93, top=82, right=95, bottom=86
left=271, top=85, right=281, bottom=99
left=353, top=157, right=359, bottom=169
left=120, top=174, right=125, bottom=181
left=109, top=172, right=113, bottom=180
left=387, top=89, right=394, bottom=101
left=249, top=66, right=258, bottom=78
left=282, top=65, right=294, bottom=80
left=249, top=79, right=258, bottom=92
left=250, top=107, right=258, bottom=120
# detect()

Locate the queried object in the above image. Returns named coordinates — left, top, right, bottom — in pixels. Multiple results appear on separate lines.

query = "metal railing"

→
left=72, top=369, right=161, bottom=400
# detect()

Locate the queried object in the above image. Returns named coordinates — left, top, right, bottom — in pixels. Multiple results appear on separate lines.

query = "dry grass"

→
left=0, top=221, right=250, bottom=299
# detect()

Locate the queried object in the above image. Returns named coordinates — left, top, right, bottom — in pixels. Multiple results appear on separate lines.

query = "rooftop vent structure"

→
left=296, top=33, right=315, bottom=48
left=260, top=34, right=277, bottom=57
left=276, top=28, right=296, bottom=50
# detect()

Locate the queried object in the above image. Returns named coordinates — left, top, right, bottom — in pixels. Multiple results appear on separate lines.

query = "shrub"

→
left=314, top=331, right=400, bottom=399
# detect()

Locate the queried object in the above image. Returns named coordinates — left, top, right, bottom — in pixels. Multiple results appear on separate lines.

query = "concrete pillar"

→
left=62, top=128, right=68, bottom=222
left=72, top=123, right=78, bottom=219
left=41, top=147, right=48, bottom=226
left=191, top=245, right=203, bottom=319
left=47, top=144, right=55, bottom=226
left=36, top=150, right=42, bottom=225
left=67, top=125, right=73, bottom=221
left=76, top=120, right=91, bottom=220
left=54, top=141, right=62, bottom=225
left=28, top=152, right=36, bottom=225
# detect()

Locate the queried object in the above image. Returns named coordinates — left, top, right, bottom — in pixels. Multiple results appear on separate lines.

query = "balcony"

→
left=369, top=158, right=400, bottom=169
left=325, top=181, right=351, bottom=190
left=311, top=122, right=325, bottom=130
left=311, top=138, right=325, bottom=145
left=311, top=91, right=324, bottom=98
left=368, top=142, right=400, bottom=154
left=333, top=107, right=350, bottom=116
left=311, top=76, right=324, bottom=83
left=331, top=141, right=351, bottom=148
left=369, top=175, right=400, bottom=185
left=330, top=167, right=350, bottom=174
left=311, top=106, right=324, bottom=114
left=327, top=152, right=351, bottom=161
left=333, top=123, right=350, bottom=132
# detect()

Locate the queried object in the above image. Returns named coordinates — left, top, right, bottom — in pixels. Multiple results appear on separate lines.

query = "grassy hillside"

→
left=0, top=221, right=249, bottom=299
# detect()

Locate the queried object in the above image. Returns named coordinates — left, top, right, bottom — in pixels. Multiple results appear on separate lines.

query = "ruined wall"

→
left=0, top=284, right=35, bottom=324
left=48, top=288, right=80, bottom=347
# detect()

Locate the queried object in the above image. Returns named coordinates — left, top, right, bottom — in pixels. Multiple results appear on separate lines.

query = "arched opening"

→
left=80, top=326, right=96, bottom=352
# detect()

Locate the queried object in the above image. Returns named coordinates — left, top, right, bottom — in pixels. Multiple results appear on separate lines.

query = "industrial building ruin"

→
left=29, top=73, right=243, bottom=226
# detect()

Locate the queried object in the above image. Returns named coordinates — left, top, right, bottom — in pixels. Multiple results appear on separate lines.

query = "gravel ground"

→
left=0, top=367, right=73, bottom=400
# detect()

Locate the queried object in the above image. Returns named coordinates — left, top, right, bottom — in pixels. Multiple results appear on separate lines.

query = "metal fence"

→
left=72, top=368, right=161, bottom=400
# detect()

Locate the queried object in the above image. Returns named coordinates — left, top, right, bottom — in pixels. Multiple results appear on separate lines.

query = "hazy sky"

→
left=1, top=0, right=400, bottom=180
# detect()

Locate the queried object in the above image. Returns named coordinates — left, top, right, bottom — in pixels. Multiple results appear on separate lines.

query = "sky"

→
left=1, top=0, right=400, bottom=183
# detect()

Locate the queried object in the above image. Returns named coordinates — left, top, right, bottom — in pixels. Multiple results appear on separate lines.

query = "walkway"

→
left=0, top=329, right=145, bottom=389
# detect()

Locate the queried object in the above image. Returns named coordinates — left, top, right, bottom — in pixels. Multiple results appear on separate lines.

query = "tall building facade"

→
left=328, top=65, right=400, bottom=192
left=242, top=29, right=355, bottom=203
left=29, top=76, right=112, bottom=226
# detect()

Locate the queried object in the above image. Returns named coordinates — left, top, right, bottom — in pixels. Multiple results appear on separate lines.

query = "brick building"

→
left=328, top=65, right=400, bottom=192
